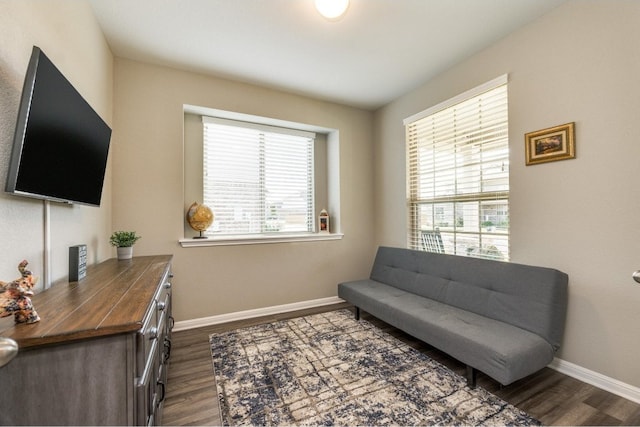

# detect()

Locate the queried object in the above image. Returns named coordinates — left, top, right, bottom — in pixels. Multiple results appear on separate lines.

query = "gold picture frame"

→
left=525, top=122, right=575, bottom=165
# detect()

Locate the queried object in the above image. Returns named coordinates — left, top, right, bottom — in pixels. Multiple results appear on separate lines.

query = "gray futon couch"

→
left=338, top=246, right=568, bottom=387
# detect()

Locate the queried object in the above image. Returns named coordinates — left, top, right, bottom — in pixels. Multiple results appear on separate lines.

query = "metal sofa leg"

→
left=466, top=365, right=477, bottom=389
left=354, top=306, right=360, bottom=320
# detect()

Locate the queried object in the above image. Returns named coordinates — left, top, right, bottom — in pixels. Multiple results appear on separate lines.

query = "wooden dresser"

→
left=0, top=255, right=173, bottom=426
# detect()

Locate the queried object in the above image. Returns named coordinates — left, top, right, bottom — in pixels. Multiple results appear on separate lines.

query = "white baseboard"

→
left=174, top=299, right=640, bottom=405
left=173, top=296, right=345, bottom=332
left=549, top=358, right=640, bottom=404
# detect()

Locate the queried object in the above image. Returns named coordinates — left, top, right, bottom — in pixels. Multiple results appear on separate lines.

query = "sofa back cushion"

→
left=370, top=246, right=568, bottom=350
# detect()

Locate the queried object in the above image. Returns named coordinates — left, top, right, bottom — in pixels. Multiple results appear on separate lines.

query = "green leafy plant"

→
left=109, top=231, right=141, bottom=248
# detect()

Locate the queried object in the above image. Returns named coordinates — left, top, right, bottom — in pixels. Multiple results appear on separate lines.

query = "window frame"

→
left=180, top=105, right=343, bottom=247
left=202, top=116, right=316, bottom=237
left=404, top=75, right=510, bottom=261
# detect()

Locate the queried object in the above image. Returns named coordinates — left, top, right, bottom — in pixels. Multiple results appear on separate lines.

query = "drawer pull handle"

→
left=157, top=380, right=166, bottom=403
left=164, top=281, right=172, bottom=289
left=148, top=327, right=158, bottom=340
left=163, top=337, right=172, bottom=362
left=157, top=301, right=166, bottom=311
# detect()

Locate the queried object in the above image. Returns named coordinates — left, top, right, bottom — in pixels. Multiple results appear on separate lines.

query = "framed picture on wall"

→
left=525, top=122, right=575, bottom=165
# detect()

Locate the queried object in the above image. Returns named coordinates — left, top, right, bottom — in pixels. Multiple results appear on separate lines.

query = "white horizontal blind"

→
left=406, top=80, right=509, bottom=260
left=203, top=117, right=315, bottom=236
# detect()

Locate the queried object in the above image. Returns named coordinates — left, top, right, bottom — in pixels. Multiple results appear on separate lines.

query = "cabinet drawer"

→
left=137, top=302, right=158, bottom=376
left=137, top=269, right=172, bottom=376
left=156, top=271, right=172, bottom=320
left=136, top=265, right=173, bottom=426
left=136, top=338, right=160, bottom=426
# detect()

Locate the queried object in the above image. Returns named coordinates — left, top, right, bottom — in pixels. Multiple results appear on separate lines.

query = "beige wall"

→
left=374, top=0, right=640, bottom=387
left=3, top=0, right=638, bottom=393
left=112, top=59, right=375, bottom=322
left=0, top=1, right=113, bottom=288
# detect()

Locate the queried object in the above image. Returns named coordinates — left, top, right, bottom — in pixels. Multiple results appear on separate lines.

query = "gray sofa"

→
left=338, top=246, right=568, bottom=387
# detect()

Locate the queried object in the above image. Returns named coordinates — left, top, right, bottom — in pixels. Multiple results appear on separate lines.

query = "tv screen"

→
left=5, top=46, right=111, bottom=207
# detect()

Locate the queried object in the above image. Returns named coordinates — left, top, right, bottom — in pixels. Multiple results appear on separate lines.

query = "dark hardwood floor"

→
left=162, top=303, right=640, bottom=426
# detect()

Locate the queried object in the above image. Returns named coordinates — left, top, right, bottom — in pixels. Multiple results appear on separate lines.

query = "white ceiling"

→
left=89, top=0, right=565, bottom=110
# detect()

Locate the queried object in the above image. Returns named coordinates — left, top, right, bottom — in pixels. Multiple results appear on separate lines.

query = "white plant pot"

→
left=117, top=247, right=133, bottom=260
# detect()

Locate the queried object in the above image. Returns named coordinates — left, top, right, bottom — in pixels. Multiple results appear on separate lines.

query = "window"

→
left=405, top=75, right=509, bottom=260
left=202, top=117, right=315, bottom=237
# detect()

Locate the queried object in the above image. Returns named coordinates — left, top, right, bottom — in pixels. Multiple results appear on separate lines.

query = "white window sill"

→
left=179, top=233, right=344, bottom=247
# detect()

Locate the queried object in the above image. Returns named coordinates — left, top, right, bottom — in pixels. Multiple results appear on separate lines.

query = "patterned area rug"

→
left=209, top=309, right=540, bottom=426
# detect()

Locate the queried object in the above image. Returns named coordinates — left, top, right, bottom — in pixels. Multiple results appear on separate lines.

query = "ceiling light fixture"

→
left=315, top=0, right=350, bottom=20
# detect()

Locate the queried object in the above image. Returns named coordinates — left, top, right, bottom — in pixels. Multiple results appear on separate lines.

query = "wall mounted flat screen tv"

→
left=5, top=46, right=111, bottom=207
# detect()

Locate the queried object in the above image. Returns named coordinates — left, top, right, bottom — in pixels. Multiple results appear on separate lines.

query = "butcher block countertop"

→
left=0, top=255, right=173, bottom=349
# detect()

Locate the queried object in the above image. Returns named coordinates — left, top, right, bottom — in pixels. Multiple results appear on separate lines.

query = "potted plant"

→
left=109, top=231, right=141, bottom=260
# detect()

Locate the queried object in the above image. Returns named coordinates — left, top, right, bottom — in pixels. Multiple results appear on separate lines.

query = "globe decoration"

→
left=186, top=202, right=214, bottom=239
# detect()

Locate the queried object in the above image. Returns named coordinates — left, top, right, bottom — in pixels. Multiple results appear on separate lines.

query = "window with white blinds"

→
left=405, top=76, right=509, bottom=260
left=202, top=116, right=315, bottom=236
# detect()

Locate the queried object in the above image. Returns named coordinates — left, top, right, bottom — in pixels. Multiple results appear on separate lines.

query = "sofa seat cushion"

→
left=370, top=246, right=568, bottom=351
left=338, top=279, right=555, bottom=385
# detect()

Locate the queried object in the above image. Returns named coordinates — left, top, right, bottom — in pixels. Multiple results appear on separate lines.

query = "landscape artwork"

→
left=525, top=122, right=575, bottom=165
